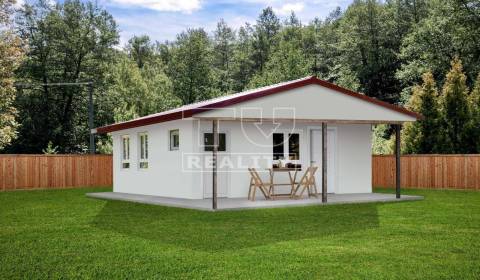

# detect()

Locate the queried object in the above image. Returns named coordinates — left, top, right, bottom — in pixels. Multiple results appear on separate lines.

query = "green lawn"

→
left=0, top=188, right=479, bottom=279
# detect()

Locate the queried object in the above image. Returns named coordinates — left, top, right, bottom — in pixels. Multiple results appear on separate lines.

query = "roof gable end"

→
left=96, top=76, right=420, bottom=133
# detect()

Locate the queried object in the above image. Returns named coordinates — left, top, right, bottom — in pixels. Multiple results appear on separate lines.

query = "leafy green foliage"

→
left=251, top=7, right=280, bottom=73
left=375, top=59, right=480, bottom=154
left=11, top=0, right=118, bottom=153
left=3, top=0, right=480, bottom=154
left=398, top=0, right=480, bottom=86
left=168, top=28, right=216, bottom=105
left=439, top=58, right=472, bottom=153
left=336, top=0, right=404, bottom=102
left=230, top=24, right=256, bottom=91
left=107, top=54, right=177, bottom=122
left=0, top=0, right=23, bottom=150
left=212, top=19, right=236, bottom=94
left=372, top=124, right=394, bottom=154
left=126, top=35, right=154, bottom=69
left=403, top=72, right=442, bottom=153
left=248, top=17, right=313, bottom=88
left=41, top=141, right=58, bottom=154
left=469, top=74, right=480, bottom=151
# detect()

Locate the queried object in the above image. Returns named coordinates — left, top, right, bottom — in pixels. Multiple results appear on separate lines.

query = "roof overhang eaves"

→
left=95, top=111, right=194, bottom=134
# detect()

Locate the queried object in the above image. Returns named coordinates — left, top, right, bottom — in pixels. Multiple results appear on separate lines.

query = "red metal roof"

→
left=96, top=76, right=420, bottom=134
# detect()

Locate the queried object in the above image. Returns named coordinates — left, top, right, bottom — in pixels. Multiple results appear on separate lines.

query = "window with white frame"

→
left=204, top=133, right=226, bottom=152
left=169, top=129, right=179, bottom=150
left=121, top=135, right=130, bottom=169
left=272, top=132, right=300, bottom=161
left=138, top=133, right=148, bottom=169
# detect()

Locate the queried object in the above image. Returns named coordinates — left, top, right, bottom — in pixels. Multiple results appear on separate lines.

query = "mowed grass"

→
left=0, top=188, right=479, bottom=279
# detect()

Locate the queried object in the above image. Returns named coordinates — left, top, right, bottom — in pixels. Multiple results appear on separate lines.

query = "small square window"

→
left=170, top=130, right=179, bottom=150
left=204, top=133, right=226, bottom=152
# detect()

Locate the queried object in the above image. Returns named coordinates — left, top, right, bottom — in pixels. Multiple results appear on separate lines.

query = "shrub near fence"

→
left=0, top=154, right=112, bottom=191
left=373, top=154, right=480, bottom=190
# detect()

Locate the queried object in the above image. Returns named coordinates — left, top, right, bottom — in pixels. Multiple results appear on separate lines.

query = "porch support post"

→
left=212, top=119, right=219, bottom=210
left=395, top=124, right=402, bottom=199
left=322, top=122, right=327, bottom=203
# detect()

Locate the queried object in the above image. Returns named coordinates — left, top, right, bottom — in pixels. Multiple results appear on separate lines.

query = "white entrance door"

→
left=310, top=129, right=336, bottom=193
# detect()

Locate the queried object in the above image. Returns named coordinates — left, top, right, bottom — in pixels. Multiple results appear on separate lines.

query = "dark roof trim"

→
left=96, top=76, right=421, bottom=133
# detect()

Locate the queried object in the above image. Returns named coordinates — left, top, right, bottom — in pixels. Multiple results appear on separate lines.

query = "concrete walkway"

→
left=86, top=192, right=423, bottom=211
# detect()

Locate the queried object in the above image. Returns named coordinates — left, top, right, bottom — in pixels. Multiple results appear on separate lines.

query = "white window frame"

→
left=203, top=132, right=228, bottom=152
left=121, top=135, right=130, bottom=169
left=169, top=129, right=179, bottom=151
left=138, top=132, right=148, bottom=169
left=272, top=131, right=301, bottom=163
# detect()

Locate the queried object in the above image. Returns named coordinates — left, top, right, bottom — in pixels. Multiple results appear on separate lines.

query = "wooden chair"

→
left=248, top=168, right=272, bottom=201
left=293, top=166, right=319, bottom=198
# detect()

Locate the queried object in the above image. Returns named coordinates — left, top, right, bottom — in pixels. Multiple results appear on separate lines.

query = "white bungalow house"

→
left=93, top=76, right=420, bottom=209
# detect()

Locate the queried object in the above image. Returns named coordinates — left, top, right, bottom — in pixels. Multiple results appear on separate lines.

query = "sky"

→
left=100, top=0, right=354, bottom=46
left=17, top=0, right=353, bottom=46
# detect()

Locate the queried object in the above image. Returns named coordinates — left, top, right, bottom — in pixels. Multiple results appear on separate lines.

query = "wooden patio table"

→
left=267, top=167, right=301, bottom=199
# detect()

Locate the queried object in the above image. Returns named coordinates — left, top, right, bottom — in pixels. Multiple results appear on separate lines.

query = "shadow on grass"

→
left=91, top=201, right=379, bottom=252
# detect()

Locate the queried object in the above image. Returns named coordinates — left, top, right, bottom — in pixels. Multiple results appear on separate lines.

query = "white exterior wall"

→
left=110, top=83, right=398, bottom=198
left=335, top=124, right=372, bottom=194
left=112, top=118, right=372, bottom=199
left=194, top=121, right=372, bottom=197
left=112, top=119, right=198, bottom=199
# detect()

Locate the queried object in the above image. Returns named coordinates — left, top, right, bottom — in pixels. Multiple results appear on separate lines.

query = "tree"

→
left=307, top=9, right=342, bottom=79
left=247, top=23, right=313, bottom=88
left=337, top=0, right=403, bottom=103
left=212, top=19, right=235, bottom=93
left=107, top=53, right=178, bottom=122
left=231, top=23, right=255, bottom=91
left=12, top=0, right=119, bottom=153
left=469, top=73, right=480, bottom=151
left=168, top=28, right=215, bottom=105
left=126, top=35, right=154, bottom=69
left=372, top=124, right=394, bottom=154
left=439, top=58, right=471, bottom=153
left=252, top=7, right=280, bottom=72
left=0, top=0, right=23, bottom=151
left=402, top=72, right=442, bottom=153
left=397, top=0, right=480, bottom=88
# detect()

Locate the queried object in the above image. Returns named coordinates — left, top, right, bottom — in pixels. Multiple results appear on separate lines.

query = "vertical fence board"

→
left=373, top=154, right=480, bottom=190
left=4, top=157, right=15, bottom=190
left=0, top=157, right=5, bottom=190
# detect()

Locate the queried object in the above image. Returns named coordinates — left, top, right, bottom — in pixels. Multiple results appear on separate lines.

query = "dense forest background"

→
left=1, top=0, right=480, bottom=154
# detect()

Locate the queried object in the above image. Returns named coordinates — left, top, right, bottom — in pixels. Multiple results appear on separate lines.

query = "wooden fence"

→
left=0, top=154, right=112, bottom=191
left=1, top=154, right=479, bottom=191
left=373, top=154, right=480, bottom=190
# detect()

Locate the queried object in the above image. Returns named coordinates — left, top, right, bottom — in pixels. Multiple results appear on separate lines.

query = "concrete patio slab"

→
left=86, top=192, right=424, bottom=211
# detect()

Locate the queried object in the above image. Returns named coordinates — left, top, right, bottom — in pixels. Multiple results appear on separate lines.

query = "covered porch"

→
left=201, top=117, right=405, bottom=210
left=87, top=191, right=423, bottom=211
